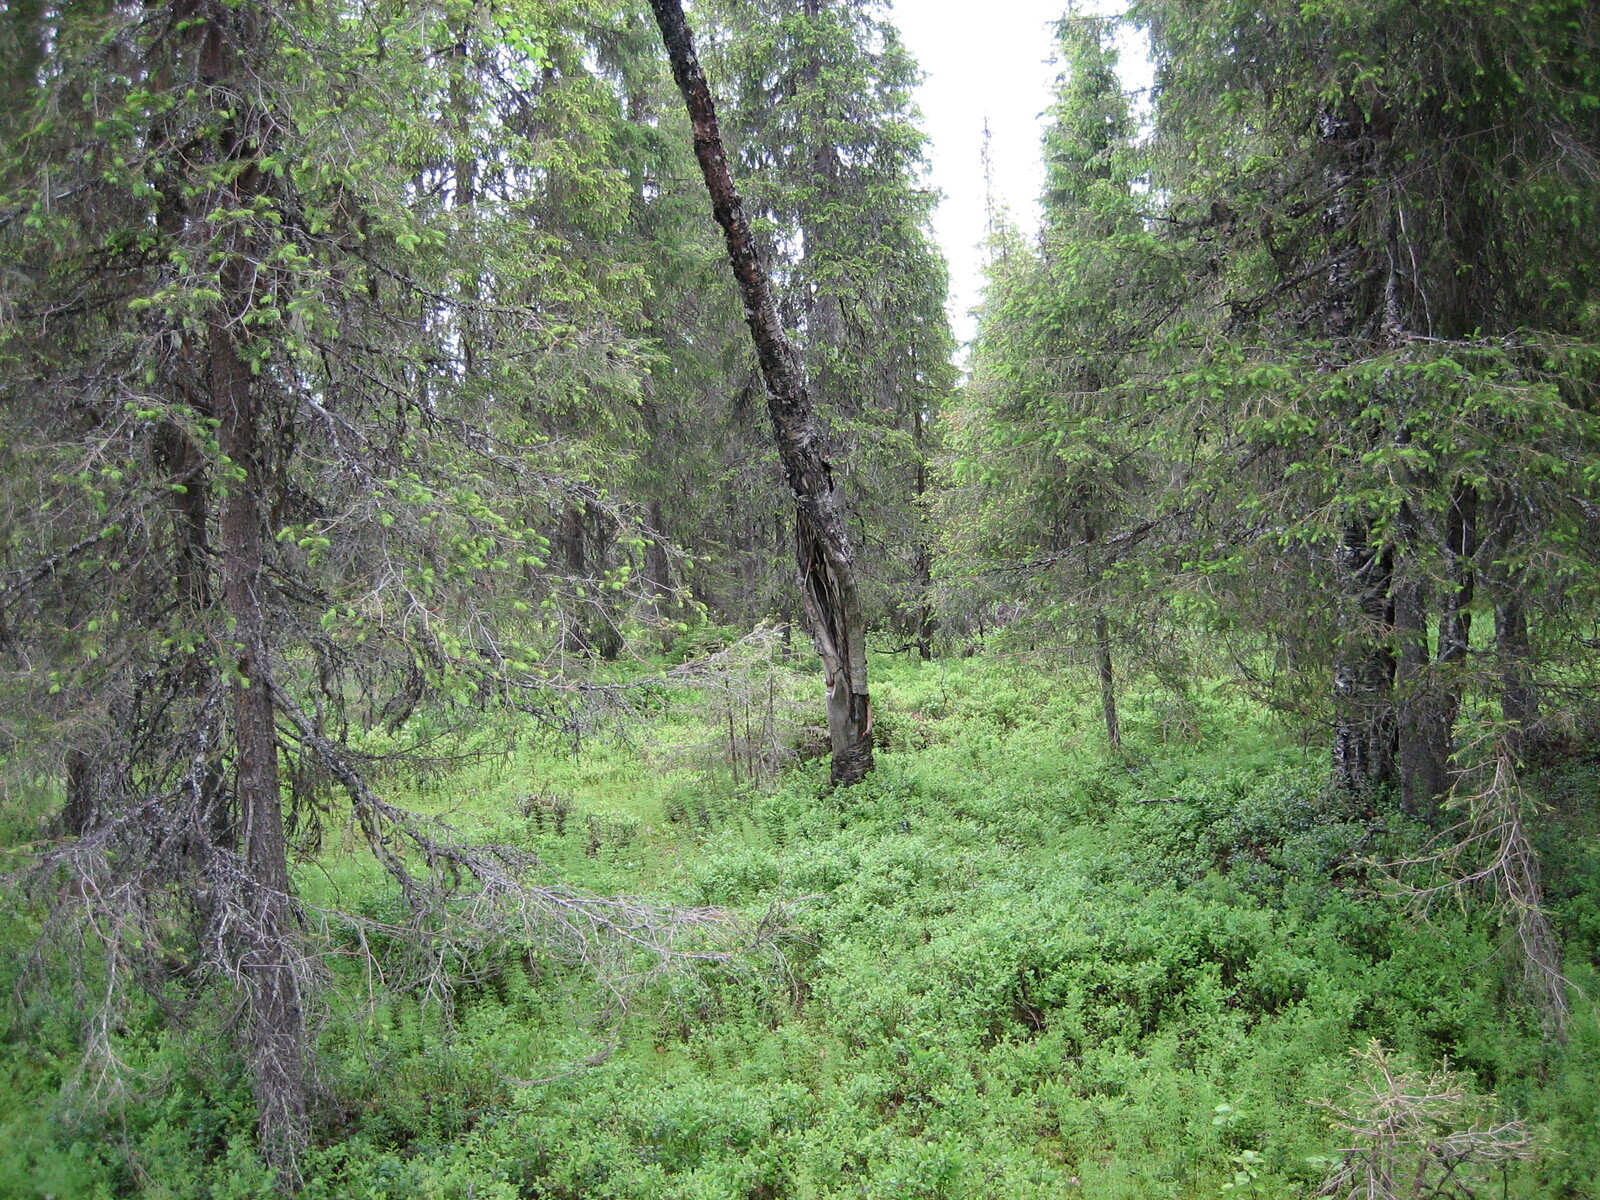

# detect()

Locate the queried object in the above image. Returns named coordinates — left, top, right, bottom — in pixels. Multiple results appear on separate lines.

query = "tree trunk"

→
left=1483, top=490, right=1539, bottom=759
left=645, top=498, right=673, bottom=604
left=645, top=498, right=677, bottom=649
left=62, top=747, right=99, bottom=837
left=1094, top=609, right=1120, bottom=753
left=1331, top=521, right=1397, bottom=794
left=1438, top=484, right=1476, bottom=664
left=1391, top=482, right=1464, bottom=818
left=1319, top=104, right=1398, bottom=796
left=213, top=335, right=307, bottom=1180
left=910, top=408, right=934, bottom=661
left=193, top=0, right=308, bottom=1173
left=1393, top=567, right=1448, bottom=816
left=911, top=539, right=934, bottom=662
left=1398, top=481, right=1476, bottom=816
left=1497, top=595, right=1538, bottom=756
left=212, top=265, right=308, bottom=1182
left=556, top=505, right=592, bottom=655
left=156, top=421, right=212, bottom=613
left=650, top=0, right=873, bottom=786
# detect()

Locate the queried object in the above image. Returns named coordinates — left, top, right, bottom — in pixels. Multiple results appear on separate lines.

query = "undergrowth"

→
left=2, top=654, right=1597, bottom=1198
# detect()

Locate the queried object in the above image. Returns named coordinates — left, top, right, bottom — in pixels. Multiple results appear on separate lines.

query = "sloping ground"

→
left=3, top=655, right=1598, bottom=1198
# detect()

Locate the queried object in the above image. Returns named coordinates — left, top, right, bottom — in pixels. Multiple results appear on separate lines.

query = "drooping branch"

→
left=648, top=0, right=873, bottom=786
left=1383, top=753, right=1571, bottom=1039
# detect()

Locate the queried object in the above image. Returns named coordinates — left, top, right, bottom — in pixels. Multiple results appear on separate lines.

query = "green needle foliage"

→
left=951, top=0, right=1600, bottom=806
left=697, top=0, right=956, bottom=640
left=1128, top=0, right=1600, bottom=801
left=0, top=0, right=751, bottom=1174
left=2, top=0, right=1599, bottom=1190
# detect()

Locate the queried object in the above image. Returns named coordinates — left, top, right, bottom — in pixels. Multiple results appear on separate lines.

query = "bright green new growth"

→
left=6, top=655, right=1599, bottom=1197
left=2, top=0, right=1599, bottom=1193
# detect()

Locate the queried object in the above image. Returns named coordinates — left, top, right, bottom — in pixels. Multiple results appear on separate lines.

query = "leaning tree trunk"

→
left=650, top=0, right=873, bottom=785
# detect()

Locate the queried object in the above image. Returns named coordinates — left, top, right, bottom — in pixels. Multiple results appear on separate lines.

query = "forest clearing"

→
left=2, top=0, right=1599, bottom=1196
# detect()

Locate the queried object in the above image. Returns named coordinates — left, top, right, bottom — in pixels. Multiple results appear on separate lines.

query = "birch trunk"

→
left=650, top=0, right=873, bottom=785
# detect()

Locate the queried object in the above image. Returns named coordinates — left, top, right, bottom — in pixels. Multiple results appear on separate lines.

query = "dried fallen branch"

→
left=3, top=664, right=789, bottom=1139
left=1313, top=1040, right=1535, bottom=1200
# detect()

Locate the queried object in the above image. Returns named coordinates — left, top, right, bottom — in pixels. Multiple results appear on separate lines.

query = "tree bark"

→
left=1484, top=490, right=1539, bottom=759
left=1392, top=481, right=1466, bottom=819
left=556, top=505, right=592, bottom=655
left=645, top=498, right=673, bottom=604
left=1094, top=609, right=1120, bottom=753
left=62, top=747, right=99, bottom=837
left=910, top=406, right=934, bottom=661
left=192, top=0, right=308, bottom=1173
left=1393, top=568, right=1448, bottom=816
left=1438, top=483, right=1475, bottom=670
left=650, top=0, right=873, bottom=785
left=213, top=252, right=308, bottom=1185
left=1331, top=521, right=1397, bottom=794
left=156, top=421, right=212, bottom=614
left=1319, top=101, right=1400, bottom=797
left=1497, top=594, right=1538, bottom=756
left=1395, top=481, right=1476, bottom=816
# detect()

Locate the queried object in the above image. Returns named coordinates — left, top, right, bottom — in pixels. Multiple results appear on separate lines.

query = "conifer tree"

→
left=940, top=12, right=1176, bottom=744
left=1132, top=0, right=1600, bottom=809
left=699, top=0, right=955, bottom=642
left=650, top=0, right=878, bottom=784
left=0, top=0, right=676, bottom=1171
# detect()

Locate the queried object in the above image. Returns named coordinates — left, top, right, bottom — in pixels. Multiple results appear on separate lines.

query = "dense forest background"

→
left=2, top=0, right=1600, bottom=1196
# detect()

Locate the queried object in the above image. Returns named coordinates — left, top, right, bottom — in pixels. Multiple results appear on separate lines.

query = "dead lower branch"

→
left=1379, top=751, right=1571, bottom=1037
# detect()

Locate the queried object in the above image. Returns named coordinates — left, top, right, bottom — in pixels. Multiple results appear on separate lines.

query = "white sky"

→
left=890, top=1, right=1150, bottom=350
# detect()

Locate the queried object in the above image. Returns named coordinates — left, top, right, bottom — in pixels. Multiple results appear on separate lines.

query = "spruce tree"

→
left=1132, top=0, right=1600, bottom=809
left=699, top=0, right=955, bottom=640
left=0, top=0, right=673, bottom=1170
left=939, top=11, right=1177, bottom=743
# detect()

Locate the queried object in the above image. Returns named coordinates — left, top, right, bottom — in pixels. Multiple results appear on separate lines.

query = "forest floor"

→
left=4, top=650, right=1600, bottom=1199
